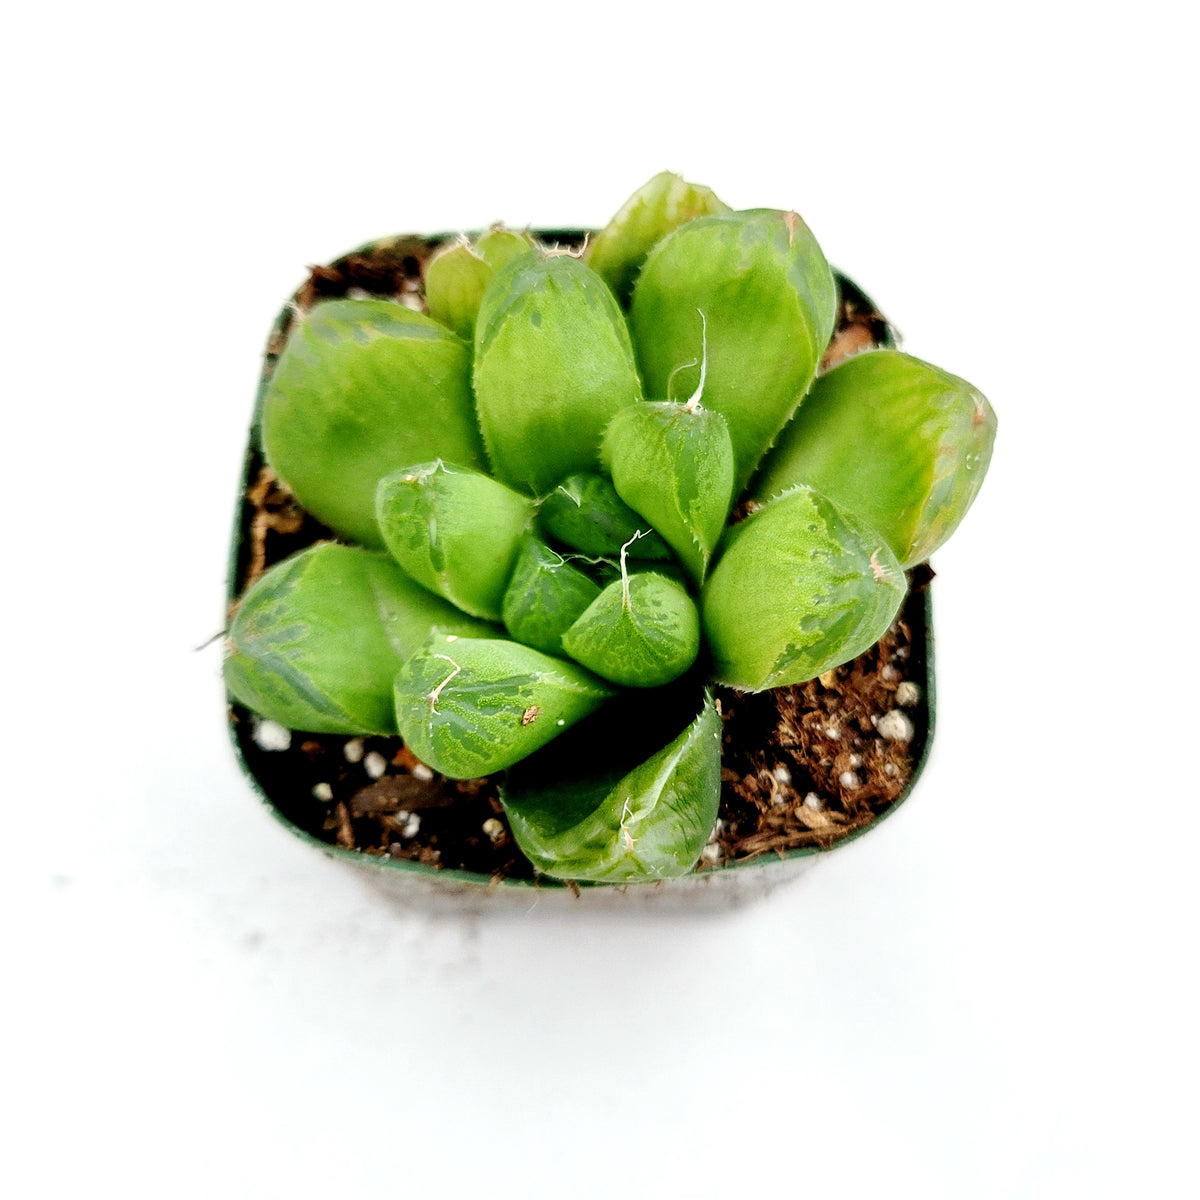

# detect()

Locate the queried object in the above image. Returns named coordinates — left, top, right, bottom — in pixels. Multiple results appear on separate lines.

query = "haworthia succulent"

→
left=375, top=461, right=534, bottom=623
left=261, top=299, right=485, bottom=548
left=224, top=544, right=493, bottom=735
left=601, top=399, right=735, bottom=583
left=754, top=349, right=998, bottom=567
left=586, top=171, right=729, bottom=305
left=702, top=486, right=906, bottom=691
left=502, top=690, right=722, bottom=883
left=562, top=571, right=700, bottom=688
left=393, top=636, right=614, bottom=778
left=473, top=253, right=643, bottom=495
left=537, top=472, right=670, bottom=559
left=502, top=535, right=603, bottom=656
left=229, top=176, right=996, bottom=886
left=629, top=210, right=837, bottom=492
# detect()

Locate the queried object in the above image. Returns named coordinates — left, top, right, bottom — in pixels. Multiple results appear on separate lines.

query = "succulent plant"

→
left=226, top=173, right=996, bottom=885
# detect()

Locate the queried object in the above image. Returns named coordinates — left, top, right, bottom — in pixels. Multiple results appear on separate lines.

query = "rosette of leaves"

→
left=229, top=173, right=996, bottom=885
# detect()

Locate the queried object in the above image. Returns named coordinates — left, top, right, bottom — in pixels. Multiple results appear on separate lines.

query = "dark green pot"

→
left=225, top=232, right=936, bottom=908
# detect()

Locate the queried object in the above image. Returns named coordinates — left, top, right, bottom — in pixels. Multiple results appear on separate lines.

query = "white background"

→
left=5, top=2, right=1197, bottom=1196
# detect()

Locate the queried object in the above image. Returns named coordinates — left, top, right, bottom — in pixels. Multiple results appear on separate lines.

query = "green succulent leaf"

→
left=475, top=226, right=536, bottom=269
left=425, top=227, right=538, bottom=342
left=473, top=253, right=644, bottom=495
left=702, top=486, right=906, bottom=691
left=393, top=636, right=615, bottom=778
left=261, top=299, right=485, bottom=548
left=585, top=171, right=729, bottom=305
left=376, top=461, right=534, bottom=622
left=501, top=535, right=602, bottom=655
left=424, top=241, right=493, bottom=342
left=753, top=349, right=997, bottom=567
left=601, top=399, right=735, bottom=583
left=502, top=687, right=722, bottom=883
left=537, top=472, right=670, bottom=560
left=562, top=570, right=700, bottom=688
left=629, top=209, right=837, bottom=493
left=225, top=544, right=493, bottom=735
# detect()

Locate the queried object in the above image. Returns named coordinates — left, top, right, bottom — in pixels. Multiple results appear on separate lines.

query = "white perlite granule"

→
left=252, top=719, right=291, bottom=752
left=877, top=710, right=915, bottom=742
left=363, top=751, right=388, bottom=779
left=482, top=818, right=504, bottom=842
left=895, top=681, right=921, bottom=707
left=772, top=765, right=792, bottom=785
left=804, top=792, right=824, bottom=811
left=839, top=771, right=860, bottom=789
left=343, top=737, right=365, bottom=763
left=312, top=782, right=333, bottom=802
left=412, top=763, right=434, bottom=782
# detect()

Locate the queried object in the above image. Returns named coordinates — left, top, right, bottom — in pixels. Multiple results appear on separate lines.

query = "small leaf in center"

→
left=561, top=571, right=700, bottom=688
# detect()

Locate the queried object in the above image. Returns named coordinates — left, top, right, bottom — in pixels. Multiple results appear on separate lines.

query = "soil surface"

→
left=227, top=232, right=932, bottom=884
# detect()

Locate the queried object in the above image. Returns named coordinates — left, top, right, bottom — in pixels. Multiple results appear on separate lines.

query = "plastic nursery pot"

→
left=225, top=231, right=936, bottom=909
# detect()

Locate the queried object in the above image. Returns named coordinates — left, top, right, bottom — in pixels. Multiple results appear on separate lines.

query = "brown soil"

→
left=227, top=232, right=931, bottom=885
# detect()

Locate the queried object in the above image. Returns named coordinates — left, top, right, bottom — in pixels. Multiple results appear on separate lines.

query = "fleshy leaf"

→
left=224, top=544, right=493, bottom=735
left=601, top=400, right=735, bottom=583
left=424, top=241, right=493, bottom=342
left=538, top=472, right=670, bottom=559
left=261, top=299, right=485, bottom=548
left=562, top=571, right=700, bottom=688
left=473, top=253, right=644, bottom=495
left=629, top=210, right=837, bottom=493
left=702, top=486, right=906, bottom=691
left=753, top=349, right=997, bottom=567
left=501, top=535, right=602, bottom=655
left=502, top=688, right=722, bottom=883
left=393, top=636, right=614, bottom=778
left=586, top=172, right=729, bottom=305
left=425, top=227, right=538, bottom=342
left=475, top=226, right=535, bottom=269
left=376, top=461, right=534, bottom=622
